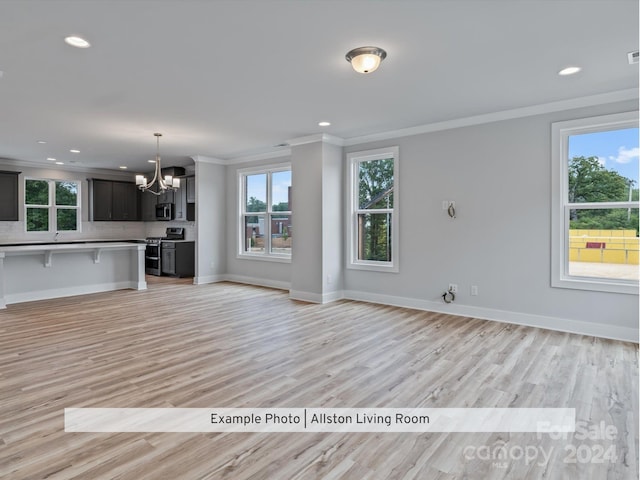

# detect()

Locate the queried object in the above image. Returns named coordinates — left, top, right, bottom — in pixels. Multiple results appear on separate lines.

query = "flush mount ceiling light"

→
left=318, top=121, right=331, bottom=127
left=136, top=133, right=180, bottom=195
left=558, top=66, right=581, bottom=76
left=64, top=36, right=91, bottom=48
left=345, top=46, right=387, bottom=74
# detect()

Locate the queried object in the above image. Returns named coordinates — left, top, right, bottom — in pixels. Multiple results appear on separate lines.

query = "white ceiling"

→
left=0, top=0, right=637, bottom=173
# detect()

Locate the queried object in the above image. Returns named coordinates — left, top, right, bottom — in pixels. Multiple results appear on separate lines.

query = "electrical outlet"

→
left=448, top=283, right=458, bottom=294
left=471, top=285, right=478, bottom=296
left=327, top=274, right=333, bottom=285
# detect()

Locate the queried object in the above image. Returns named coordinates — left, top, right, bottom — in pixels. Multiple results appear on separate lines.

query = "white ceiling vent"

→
left=628, top=50, right=639, bottom=64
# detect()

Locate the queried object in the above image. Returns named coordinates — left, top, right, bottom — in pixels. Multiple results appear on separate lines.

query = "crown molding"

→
left=191, top=155, right=226, bottom=165
left=287, top=133, right=345, bottom=147
left=223, top=148, right=292, bottom=166
left=343, top=88, right=639, bottom=147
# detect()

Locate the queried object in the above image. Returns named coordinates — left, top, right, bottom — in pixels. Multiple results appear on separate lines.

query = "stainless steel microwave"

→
left=156, top=203, right=174, bottom=220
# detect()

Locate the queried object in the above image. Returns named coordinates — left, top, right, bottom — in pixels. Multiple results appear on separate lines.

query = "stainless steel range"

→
left=145, top=227, right=185, bottom=275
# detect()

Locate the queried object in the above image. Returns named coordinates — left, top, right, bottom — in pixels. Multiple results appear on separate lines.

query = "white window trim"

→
left=551, top=111, right=639, bottom=295
left=24, top=178, right=81, bottom=234
left=346, top=146, right=399, bottom=273
left=237, top=163, right=292, bottom=263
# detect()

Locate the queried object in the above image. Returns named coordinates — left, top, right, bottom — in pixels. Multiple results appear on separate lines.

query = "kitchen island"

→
left=0, top=241, right=147, bottom=308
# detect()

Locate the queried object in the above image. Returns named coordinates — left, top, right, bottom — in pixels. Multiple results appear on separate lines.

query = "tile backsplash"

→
left=0, top=221, right=196, bottom=243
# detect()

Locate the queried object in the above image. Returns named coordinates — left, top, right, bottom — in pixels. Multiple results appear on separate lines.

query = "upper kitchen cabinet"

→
left=174, top=176, right=196, bottom=222
left=141, top=185, right=157, bottom=222
left=89, top=179, right=141, bottom=221
left=187, top=176, right=195, bottom=203
left=157, top=189, right=174, bottom=204
left=0, top=171, right=20, bottom=221
left=112, top=181, right=140, bottom=220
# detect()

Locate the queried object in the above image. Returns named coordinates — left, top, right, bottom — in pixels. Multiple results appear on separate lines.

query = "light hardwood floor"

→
left=0, top=281, right=637, bottom=479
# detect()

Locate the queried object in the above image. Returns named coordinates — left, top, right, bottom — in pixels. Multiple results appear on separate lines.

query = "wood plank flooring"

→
left=0, top=281, right=637, bottom=479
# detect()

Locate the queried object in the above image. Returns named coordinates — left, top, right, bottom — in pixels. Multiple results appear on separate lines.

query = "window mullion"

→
left=566, top=201, right=638, bottom=209
left=50, top=180, right=56, bottom=231
left=265, top=172, right=271, bottom=254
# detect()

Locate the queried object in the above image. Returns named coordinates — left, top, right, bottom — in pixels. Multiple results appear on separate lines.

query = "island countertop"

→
left=0, top=241, right=147, bottom=308
left=0, top=239, right=145, bottom=248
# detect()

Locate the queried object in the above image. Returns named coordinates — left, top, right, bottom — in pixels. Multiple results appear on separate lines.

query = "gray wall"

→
left=194, top=158, right=227, bottom=284
left=225, top=155, right=292, bottom=289
left=343, top=100, right=638, bottom=341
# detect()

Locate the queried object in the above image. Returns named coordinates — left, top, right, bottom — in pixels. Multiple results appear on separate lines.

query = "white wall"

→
left=343, top=100, right=638, bottom=342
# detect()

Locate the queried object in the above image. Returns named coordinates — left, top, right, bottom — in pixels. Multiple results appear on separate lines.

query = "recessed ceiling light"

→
left=318, top=121, right=331, bottom=127
left=37, top=140, right=47, bottom=144
left=70, top=149, right=80, bottom=153
left=46, top=157, right=56, bottom=161
left=558, top=66, right=581, bottom=76
left=119, top=166, right=128, bottom=170
left=64, top=36, right=91, bottom=48
left=55, top=162, right=64, bottom=165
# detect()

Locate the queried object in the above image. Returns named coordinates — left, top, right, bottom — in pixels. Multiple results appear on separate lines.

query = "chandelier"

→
left=136, top=133, right=180, bottom=194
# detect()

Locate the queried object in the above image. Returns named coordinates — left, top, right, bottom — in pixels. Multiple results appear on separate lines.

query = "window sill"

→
left=237, top=253, right=291, bottom=264
left=347, top=261, right=399, bottom=273
left=552, top=275, right=639, bottom=295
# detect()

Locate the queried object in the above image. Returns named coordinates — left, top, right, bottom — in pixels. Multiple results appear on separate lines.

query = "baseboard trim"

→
left=4, top=281, right=140, bottom=306
left=224, top=274, right=291, bottom=291
left=343, top=290, right=638, bottom=343
left=193, top=274, right=226, bottom=285
left=289, top=289, right=344, bottom=304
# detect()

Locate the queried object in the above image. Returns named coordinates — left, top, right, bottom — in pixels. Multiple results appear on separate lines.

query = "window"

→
left=239, top=165, right=291, bottom=260
left=347, top=146, right=399, bottom=272
left=25, top=179, right=80, bottom=233
left=551, top=111, right=639, bottom=294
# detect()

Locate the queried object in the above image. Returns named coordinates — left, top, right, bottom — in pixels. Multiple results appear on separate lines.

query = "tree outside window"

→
left=552, top=112, right=639, bottom=294
left=347, top=146, right=399, bottom=272
left=239, top=166, right=291, bottom=259
left=25, top=179, right=80, bottom=232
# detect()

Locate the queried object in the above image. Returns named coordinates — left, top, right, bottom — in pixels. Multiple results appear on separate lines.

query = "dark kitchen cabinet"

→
left=157, top=189, right=174, bottom=204
left=186, top=176, right=195, bottom=203
left=0, top=171, right=20, bottom=221
left=112, top=181, right=139, bottom=220
left=161, top=247, right=176, bottom=275
left=161, top=241, right=194, bottom=277
left=174, top=181, right=187, bottom=221
left=90, top=179, right=141, bottom=221
left=141, top=186, right=157, bottom=221
left=171, top=175, right=195, bottom=222
left=91, top=179, right=113, bottom=221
